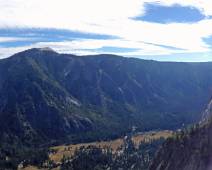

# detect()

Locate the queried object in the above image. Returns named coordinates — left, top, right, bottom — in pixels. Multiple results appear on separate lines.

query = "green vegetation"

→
left=1, top=48, right=212, bottom=147
left=1, top=48, right=212, bottom=169
left=0, top=145, right=48, bottom=170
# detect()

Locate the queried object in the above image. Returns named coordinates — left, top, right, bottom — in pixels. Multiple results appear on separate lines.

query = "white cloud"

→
left=0, top=0, right=143, bottom=28
left=0, top=0, right=212, bottom=59
left=0, top=38, right=183, bottom=59
left=0, top=37, right=33, bottom=43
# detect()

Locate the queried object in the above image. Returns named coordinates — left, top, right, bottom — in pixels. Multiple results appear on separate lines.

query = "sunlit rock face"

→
left=201, top=99, right=212, bottom=123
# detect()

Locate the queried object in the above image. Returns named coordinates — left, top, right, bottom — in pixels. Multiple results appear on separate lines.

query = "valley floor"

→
left=19, top=130, right=172, bottom=170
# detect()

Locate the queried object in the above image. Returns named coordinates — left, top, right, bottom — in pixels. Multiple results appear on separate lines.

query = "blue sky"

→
left=0, top=0, right=212, bottom=61
left=134, top=3, right=207, bottom=23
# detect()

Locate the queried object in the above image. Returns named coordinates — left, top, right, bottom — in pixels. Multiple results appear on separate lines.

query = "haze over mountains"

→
left=1, top=48, right=212, bottom=148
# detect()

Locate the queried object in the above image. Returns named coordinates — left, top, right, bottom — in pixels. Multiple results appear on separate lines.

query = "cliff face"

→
left=201, top=99, right=212, bottom=122
left=150, top=98, right=212, bottom=170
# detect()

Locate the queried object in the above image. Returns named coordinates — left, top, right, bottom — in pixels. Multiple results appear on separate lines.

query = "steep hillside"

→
left=150, top=98, right=212, bottom=170
left=201, top=98, right=212, bottom=122
left=1, top=48, right=212, bottom=146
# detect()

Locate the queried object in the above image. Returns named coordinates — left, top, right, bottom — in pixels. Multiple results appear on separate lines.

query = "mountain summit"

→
left=1, top=48, right=212, bottom=147
left=37, top=47, right=55, bottom=52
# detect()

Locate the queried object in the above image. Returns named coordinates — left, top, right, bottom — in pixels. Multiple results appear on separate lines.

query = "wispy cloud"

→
left=0, top=37, right=34, bottom=43
left=0, top=0, right=212, bottom=61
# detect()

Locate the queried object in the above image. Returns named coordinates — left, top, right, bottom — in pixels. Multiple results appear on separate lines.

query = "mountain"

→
left=1, top=48, right=212, bottom=146
left=149, top=98, right=212, bottom=170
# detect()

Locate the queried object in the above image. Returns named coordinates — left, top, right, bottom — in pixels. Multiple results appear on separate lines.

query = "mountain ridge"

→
left=1, top=48, right=212, bottom=147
